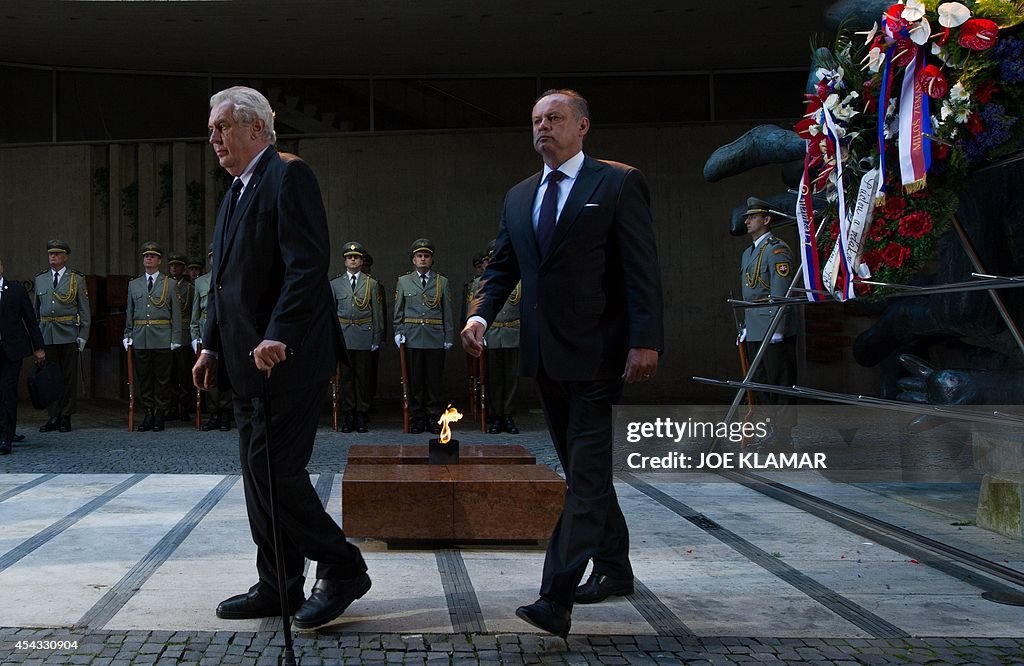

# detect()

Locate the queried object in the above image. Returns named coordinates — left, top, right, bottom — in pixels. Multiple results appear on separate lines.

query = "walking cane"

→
left=126, top=345, right=135, bottom=432
left=261, top=371, right=298, bottom=666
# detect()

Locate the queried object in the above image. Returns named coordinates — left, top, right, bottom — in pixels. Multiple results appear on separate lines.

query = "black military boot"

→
left=201, top=414, right=222, bottom=431
left=40, top=416, right=60, bottom=432
left=504, top=415, right=519, bottom=435
left=152, top=412, right=166, bottom=432
left=341, top=412, right=355, bottom=433
left=355, top=412, right=369, bottom=433
left=138, top=410, right=154, bottom=432
left=59, top=416, right=72, bottom=433
left=488, top=417, right=503, bottom=434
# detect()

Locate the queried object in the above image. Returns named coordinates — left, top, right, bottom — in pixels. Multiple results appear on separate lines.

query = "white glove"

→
left=170, top=343, right=181, bottom=351
left=736, top=328, right=747, bottom=346
left=394, top=333, right=406, bottom=347
left=122, top=337, right=132, bottom=350
left=443, top=342, right=453, bottom=350
left=370, top=344, right=379, bottom=352
left=191, top=339, right=201, bottom=353
left=770, top=332, right=784, bottom=344
left=76, top=338, right=86, bottom=352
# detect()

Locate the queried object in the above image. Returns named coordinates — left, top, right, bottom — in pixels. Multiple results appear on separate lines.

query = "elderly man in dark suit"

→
left=462, top=89, right=664, bottom=638
left=193, top=86, right=369, bottom=630
left=0, top=260, right=46, bottom=454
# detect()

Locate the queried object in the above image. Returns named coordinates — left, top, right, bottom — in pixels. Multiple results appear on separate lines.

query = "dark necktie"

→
left=148, top=276, right=154, bottom=292
left=421, top=274, right=428, bottom=289
left=351, top=275, right=357, bottom=292
left=536, top=170, right=565, bottom=257
left=226, top=179, right=243, bottom=221
left=53, top=272, right=59, bottom=290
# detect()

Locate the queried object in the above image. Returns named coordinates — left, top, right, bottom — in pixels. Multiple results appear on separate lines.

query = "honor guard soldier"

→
left=469, top=241, right=522, bottom=434
left=191, top=244, right=233, bottom=431
left=330, top=242, right=385, bottom=432
left=168, top=252, right=195, bottom=421
left=35, top=240, right=91, bottom=433
left=123, top=242, right=183, bottom=432
left=363, top=250, right=386, bottom=400
left=393, top=238, right=455, bottom=434
left=739, top=196, right=799, bottom=450
left=186, top=256, right=203, bottom=282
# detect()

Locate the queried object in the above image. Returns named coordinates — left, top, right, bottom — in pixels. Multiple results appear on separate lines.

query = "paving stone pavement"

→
left=3, top=400, right=1024, bottom=665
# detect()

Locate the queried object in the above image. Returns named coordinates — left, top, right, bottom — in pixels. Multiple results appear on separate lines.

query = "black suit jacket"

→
left=469, top=156, right=663, bottom=381
left=0, top=279, right=45, bottom=361
left=203, top=147, right=342, bottom=399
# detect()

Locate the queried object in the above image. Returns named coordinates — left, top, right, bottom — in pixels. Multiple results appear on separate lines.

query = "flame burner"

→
left=429, top=404, right=464, bottom=464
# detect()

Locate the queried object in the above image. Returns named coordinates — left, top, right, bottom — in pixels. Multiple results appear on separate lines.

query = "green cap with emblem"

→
left=141, top=241, right=163, bottom=257
left=410, top=238, right=435, bottom=256
left=343, top=241, right=366, bottom=258
left=47, top=239, right=71, bottom=254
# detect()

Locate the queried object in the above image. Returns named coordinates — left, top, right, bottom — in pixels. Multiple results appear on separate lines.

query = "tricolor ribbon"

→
left=796, top=152, right=826, bottom=302
left=823, top=169, right=879, bottom=299
left=819, top=104, right=857, bottom=301
left=898, top=50, right=932, bottom=193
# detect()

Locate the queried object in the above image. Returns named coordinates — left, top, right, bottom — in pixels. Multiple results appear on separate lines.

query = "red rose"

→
left=933, top=142, right=950, bottom=161
left=898, top=211, right=933, bottom=239
left=917, top=64, right=948, bottom=99
left=862, top=249, right=884, bottom=272
left=975, top=81, right=1000, bottom=104
left=880, top=242, right=912, bottom=269
left=882, top=195, right=906, bottom=219
left=959, top=18, right=999, bottom=51
left=869, top=220, right=893, bottom=241
left=892, top=39, right=918, bottom=67
left=966, top=112, right=985, bottom=135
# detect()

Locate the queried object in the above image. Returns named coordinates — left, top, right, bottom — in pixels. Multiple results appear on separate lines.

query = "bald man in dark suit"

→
left=463, top=89, right=664, bottom=637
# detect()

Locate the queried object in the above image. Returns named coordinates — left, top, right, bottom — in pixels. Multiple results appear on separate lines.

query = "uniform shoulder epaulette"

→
left=331, top=273, right=346, bottom=280
left=35, top=270, right=49, bottom=277
left=72, top=269, right=85, bottom=276
left=766, top=236, right=781, bottom=245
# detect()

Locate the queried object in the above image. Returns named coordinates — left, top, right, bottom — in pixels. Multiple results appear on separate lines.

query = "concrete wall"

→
left=0, top=124, right=881, bottom=404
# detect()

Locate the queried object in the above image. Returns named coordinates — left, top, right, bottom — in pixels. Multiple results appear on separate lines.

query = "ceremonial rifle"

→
left=399, top=342, right=410, bottom=433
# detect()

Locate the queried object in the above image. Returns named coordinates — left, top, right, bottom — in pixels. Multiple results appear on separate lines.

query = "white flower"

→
left=857, top=21, right=880, bottom=45
left=863, top=46, right=886, bottom=73
left=940, top=101, right=954, bottom=120
left=909, top=16, right=931, bottom=45
left=825, top=93, right=841, bottom=110
left=937, top=2, right=971, bottom=28
left=931, top=41, right=950, bottom=64
left=902, top=0, right=926, bottom=22
left=955, top=107, right=970, bottom=124
left=949, top=82, right=970, bottom=102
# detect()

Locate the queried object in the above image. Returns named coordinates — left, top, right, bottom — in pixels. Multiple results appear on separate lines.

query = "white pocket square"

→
left=584, top=203, right=600, bottom=207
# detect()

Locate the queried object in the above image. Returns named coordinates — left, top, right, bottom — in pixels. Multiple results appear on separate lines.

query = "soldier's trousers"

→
left=134, top=348, right=173, bottom=412
left=341, top=349, right=376, bottom=414
left=745, top=335, right=797, bottom=430
left=407, top=347, right=445, bottom=420
left=485, top=347, right=519, bottom=417
left=45, top=342, right=79, bottom=418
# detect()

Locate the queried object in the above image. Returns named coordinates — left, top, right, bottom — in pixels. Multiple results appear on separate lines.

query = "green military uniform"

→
left=190, top=245, right=233, bottom=431
left=124, top=242, right=183, bottom=431
left=34, top=240, right=91, bottom=432
left=740, top=197, right=799, bottom=445
left=168, top=253, right=195, bottom=421
left=330, top=241, right=386, bottom=432
left=393, top=238, right=455, bottom=433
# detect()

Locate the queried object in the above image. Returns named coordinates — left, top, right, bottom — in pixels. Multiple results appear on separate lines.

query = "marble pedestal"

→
left=342, top=445, right=564, bottom=542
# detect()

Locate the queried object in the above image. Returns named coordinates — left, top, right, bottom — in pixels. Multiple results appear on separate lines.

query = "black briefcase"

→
left=27, top=361, right=64, bottom=409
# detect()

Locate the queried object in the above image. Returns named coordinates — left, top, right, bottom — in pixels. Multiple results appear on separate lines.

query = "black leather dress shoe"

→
left=0, top=440, right=11, bottom=455
left=13, top=433, right=26, bottom=442
left=341, top=413, right=354, bottom=433
left=219, top=418, right=232, bottom=432
left=487, top=417, right=503, bottom=435
left=216, top=589, right=305, bottom=620
left=355, top=413, right=368, bottom=433
left=59, top=416, right=72, bottom=432
left=40, top=417, right=60, bottom=433
left=152, top=413, right=166, bottom=432
left=504, top=416, right=520, bottom=435
left=409, top=418, right=424, bottom=434
left=574, top=573, right=634, bottom=604
left=138, top=411, right=154, bottom=432
left=515, top=598, right=571, bottom=638
left=292, top=574, right=371, bottom=630
left=201, top=414, right=221, bottom=432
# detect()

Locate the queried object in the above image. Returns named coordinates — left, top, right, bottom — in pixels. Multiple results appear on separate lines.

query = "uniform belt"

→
left=490, top=319, right=520, bottom=328
left=404, top=317, right=443, bottom=325
left=40, top=315, right=78, bottom=323
left=134, top=319, right=171, bottom=326
left=338, top=316, right=373, bottom=325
